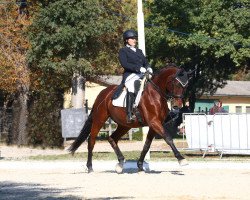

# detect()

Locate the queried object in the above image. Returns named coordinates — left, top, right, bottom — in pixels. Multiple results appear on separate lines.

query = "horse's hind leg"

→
left=87, top=136, right=94, bottom=172
left=137, top=129, right=155, bottom=172
left=108, top=125, right=130, bottom=173
left=87, top=116, right=108, bottom=172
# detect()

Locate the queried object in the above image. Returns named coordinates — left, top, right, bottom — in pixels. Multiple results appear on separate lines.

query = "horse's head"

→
left=151, top=65, right=193, bottom=107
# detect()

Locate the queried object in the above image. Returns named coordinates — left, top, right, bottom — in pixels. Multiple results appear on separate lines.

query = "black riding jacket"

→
left=118, top=46, right=148, bottom=83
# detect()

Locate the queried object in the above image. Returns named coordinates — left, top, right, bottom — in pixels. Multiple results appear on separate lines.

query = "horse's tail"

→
left=68, top=111, right=93, bottom=154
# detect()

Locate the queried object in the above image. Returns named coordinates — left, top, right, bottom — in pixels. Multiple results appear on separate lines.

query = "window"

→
left=246, top=106, right=250, bottom=114
left=236, top=106, right=242, bottom=113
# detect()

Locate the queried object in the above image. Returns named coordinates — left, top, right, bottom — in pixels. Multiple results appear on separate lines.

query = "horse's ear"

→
left=187, top=69, right=196, bottom=79
left=176, top=69, right=189, bottom=87
left=178, top=69, right=184, bottom=77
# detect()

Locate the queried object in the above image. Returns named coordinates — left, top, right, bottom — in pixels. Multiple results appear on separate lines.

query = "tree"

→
left=28, top=0, right=139, bottom=107
left=145, top=0, right=250, bottom=106
left=27, top=0, right=131, bottom=146
left=1, top=0, right=138, bottom=147
left=28, top=0, right=123, bottom=76
left=0, top=2, right=31, bottom=145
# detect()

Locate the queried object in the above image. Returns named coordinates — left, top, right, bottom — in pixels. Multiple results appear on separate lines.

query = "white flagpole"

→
left=137, top=0, right=146, bottom=56
left=137, top=0, right=150, bottom=160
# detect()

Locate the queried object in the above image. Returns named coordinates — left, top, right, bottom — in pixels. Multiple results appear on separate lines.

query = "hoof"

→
left=87, top=168, right=94, bottom=173
left=115, top=163, right=124, bottom=174
left=138, top=168, right=145, bottom=173
left=178, top=159, right=188, bottom=166
left=84, top=166, right=93, bottom=173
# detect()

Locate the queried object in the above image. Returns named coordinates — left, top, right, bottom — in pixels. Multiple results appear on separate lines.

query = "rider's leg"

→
left=124, top=74, right=140, bottom=123
left=126, top=91, right=135, bottom=123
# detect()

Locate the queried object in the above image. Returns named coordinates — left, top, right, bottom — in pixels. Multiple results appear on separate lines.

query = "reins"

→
left=148, top=79, right=175, bottom=101
left=147, top=69, right=184, bottom=101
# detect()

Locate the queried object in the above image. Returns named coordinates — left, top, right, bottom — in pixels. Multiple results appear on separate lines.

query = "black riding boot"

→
left=126, top=92, right=135, bottom=123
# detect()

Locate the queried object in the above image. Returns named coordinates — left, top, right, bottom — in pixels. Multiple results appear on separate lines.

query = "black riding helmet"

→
left=123, top=30, right=138, bottom=42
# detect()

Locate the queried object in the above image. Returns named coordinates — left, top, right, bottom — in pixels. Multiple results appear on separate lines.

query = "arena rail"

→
left=183, top=113, right=250, bottom=158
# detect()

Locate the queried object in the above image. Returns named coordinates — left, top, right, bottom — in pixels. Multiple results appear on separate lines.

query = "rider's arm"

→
left=137, top=49, right=149, bottom=69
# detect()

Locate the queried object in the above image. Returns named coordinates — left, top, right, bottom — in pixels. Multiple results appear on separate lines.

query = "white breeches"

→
left=124, top=73, right=143, bottom=93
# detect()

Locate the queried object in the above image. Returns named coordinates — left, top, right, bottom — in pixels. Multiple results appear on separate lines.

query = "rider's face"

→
left=127, top=38, right=137, bottom=47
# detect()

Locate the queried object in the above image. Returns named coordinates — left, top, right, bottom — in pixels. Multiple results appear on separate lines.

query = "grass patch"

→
left=25, top=150, right=250, bottom=162
left=27, top=151, right=142, bottom=161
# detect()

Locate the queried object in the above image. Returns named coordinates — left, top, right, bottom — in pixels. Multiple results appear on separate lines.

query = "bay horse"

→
left=69, top=65, right=192, bottom=173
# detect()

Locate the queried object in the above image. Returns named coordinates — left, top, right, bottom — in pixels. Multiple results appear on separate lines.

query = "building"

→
left=65, top=77, right=250, bottom=114
left=195, top=81, right=250, bottom=113
left=63, top=76, right=122, bottom=109
left=85, top=76, right=122, bottom=109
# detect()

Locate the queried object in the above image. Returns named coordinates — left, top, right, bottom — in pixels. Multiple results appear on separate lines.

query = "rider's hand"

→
left=140, top=67, right=147, bottom=73
left=147, top=67, right=153, bottom=74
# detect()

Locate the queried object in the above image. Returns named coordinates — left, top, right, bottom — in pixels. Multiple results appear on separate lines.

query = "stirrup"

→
left=126, top=114, right=135, bottom=123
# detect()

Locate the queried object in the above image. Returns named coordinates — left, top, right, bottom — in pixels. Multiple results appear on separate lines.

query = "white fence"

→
left=183, top=113, right=250, bottom=158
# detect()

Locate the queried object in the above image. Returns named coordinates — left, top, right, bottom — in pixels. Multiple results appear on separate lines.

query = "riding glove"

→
left=140, top=67, right=147, bottom=73
left=147, top=67, right=153, bottom=74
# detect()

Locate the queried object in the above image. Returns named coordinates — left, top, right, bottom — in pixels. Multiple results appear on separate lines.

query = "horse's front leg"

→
left=150, top=122, right=188, bottom=166
left=137, top=129, right=155, bottom=172
left=163, top=125, right=188, bottom=166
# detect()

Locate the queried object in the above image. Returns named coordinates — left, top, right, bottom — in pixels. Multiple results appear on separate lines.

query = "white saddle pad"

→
left=112, top=90, right=127, bottom=107
left=112, top=89, right=143, bottom=108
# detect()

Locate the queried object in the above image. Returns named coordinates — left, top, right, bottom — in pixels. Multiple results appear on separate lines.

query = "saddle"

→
left=112, top=84, right=125, bottom=100
left=111, top=75, right=147, bottom=108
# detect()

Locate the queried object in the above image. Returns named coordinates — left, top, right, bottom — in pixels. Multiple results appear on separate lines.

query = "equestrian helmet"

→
left=123, top=30, right=138, bottom=41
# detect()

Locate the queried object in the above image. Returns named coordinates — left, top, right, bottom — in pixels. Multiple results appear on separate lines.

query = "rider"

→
left=118, top=29, right=153, bottom=123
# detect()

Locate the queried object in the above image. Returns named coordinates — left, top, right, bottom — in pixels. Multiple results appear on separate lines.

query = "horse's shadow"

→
left=70, top=161, right=185, bottom=175
left=104, top=169, right=185, bottom=175
left=70, top=168, right=185, bottom=175
left=103, top=161, right=185, bottom=175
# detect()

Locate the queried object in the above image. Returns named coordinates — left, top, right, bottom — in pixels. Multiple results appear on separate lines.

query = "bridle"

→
left=147, top=68, right=188, bottom=101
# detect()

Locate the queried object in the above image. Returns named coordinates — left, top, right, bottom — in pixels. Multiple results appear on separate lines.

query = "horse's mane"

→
left=152, top=63, right=180, bottom=78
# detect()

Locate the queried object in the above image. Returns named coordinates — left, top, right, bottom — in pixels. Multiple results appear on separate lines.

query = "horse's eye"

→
left=178, top=72, right=184, bottom=77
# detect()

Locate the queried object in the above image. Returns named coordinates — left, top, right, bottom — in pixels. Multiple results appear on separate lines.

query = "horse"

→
left=69, top=64, right=193, bottom=173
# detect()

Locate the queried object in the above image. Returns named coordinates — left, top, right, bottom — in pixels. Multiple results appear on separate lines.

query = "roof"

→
left=94, top=76, right=250, bottom=97
left=94, top=75, right=122, bottom=87
left=214, top=81, right=250, bottom=96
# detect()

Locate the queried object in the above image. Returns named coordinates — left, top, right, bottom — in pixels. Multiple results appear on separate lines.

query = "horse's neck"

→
left=152, top=77, right=166, bottom=90
left=152, top=68, right=175, bottom=90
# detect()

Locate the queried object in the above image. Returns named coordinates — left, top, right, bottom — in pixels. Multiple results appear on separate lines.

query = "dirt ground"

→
left=0, top=139, right=180, bottom=158
left=1, top=141, right=250, bottom=200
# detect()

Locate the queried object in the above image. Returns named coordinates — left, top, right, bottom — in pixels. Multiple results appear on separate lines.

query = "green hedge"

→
left=27, top=89, right=64, bottom=148
left=132, top=128, right=143, bottom=141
